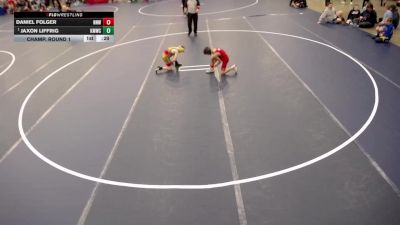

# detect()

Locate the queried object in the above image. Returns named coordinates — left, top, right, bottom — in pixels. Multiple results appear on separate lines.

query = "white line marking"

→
left=0, top=50, right=16, bottom=78
left=294, top=22, right=400, bottom=90
left=0, top=24, right=140, bottom=164
left=16, top=30, right=378, bottom=189
left=77, top=24, right=168, bottom=225
left=218, top=85, right=248, bottom=225
left=359, top=145, right=400, bottom=197
left=247, top=12, right=302, bottom=17
left=136, top=21, right=186, bottom=28
left=179, top=64, right=209, bottom=69
left=178, top=68, right=209, bottom=72
left=216, top=18, right=232, bottom=21
left=0, top=46, right=40, bottom=80
left=1, top=62, right=98, bottom=164
left=139, top=0, right=258, bottom=17
left=363, top=64, right=400, bottom=89
left=292, top=21, right=400, bottom=196
left=206, top=20, right=248, bottom=225
left=135, top=17, right=240, bottom=28
left=245, top=18, right=362, bottom=150
left=1, top=47, right=73, bottom=97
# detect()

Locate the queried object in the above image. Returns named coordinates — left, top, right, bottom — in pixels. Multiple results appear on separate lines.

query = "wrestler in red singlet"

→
left=212, top=48, right=229, bottom=71
left=203, top=46, right=237, bottom=76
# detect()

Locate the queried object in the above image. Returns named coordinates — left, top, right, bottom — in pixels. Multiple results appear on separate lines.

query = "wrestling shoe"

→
left=205, top=69, right=214, bottom=74
left=233, top=65, right=238, bottom=74
left=174, top=61, right=182, bottom=68
left=155, top=66, right=162, bottom=74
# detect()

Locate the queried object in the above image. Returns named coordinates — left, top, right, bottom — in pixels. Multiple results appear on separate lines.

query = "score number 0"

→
left=102, top=18, right=114, bottom=35
left=103, top=18, right=114, bottom=26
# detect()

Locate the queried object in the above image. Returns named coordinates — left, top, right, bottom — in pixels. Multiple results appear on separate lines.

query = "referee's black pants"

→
left=187, top=13, right=198, bottom=35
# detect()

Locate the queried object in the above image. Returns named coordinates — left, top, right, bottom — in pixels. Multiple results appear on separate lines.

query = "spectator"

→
left=46, top=0, right=60, bottom=10
left=318, top=2, right=337, bottom=24
left=347, top=4, right=361, bottom=25
left=362, top=0, right=369, bottom=8
left=341, top=0, right=353, bottom=4
left=15, top=0, right=26, bottom=12
left=335, top=10, right=346, bottom=24
left=30, top=0, right=39, bottom=11
left=290, top=0, right=307, bottom=8
left=6, top=0, right=15, bottom=13
left=0, top=0, right=6, bottom=15
left=392, top=5, right=399, bottom=28
left=38, top=0, right=46, bottom=11
left=381, top=4, right=394, bottom=22
left=358, top=3, right=377, bottom=28
left=15, top=0, right=32, bottom=12
left=375, top=17, right=395, bottom=42
left=53, top=0, right=61, bottom=11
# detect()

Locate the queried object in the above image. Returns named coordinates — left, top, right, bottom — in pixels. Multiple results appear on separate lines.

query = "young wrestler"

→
left=155, top=45, right=185, bottom=74
left=203, top=46, right=237, bottom=76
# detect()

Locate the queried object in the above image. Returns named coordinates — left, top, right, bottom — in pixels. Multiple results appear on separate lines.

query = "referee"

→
left=184, top=0, right=200, bottom=37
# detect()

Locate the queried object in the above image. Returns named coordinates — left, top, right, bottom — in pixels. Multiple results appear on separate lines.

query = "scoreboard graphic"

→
left=14, top=12, right=114, bottom=43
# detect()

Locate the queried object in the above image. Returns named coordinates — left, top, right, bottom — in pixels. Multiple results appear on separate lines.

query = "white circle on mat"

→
left=18, top=30, right=379, bottom=189
left=0, top=50, right=16, bottom=77
left=139, top=0, right=258, bottom=17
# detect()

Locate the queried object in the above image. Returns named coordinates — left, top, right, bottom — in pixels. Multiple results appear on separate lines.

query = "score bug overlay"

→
left=14, top=12, right=115, bottom=43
